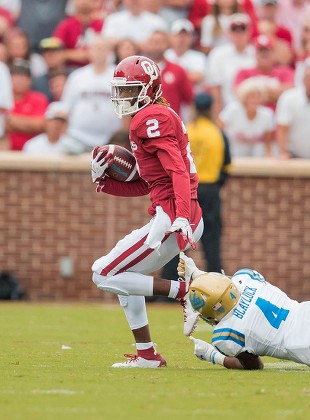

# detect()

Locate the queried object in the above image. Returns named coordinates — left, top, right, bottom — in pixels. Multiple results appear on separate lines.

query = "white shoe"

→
left=112, top=353, right=167, bottom=368
left=180, top=297, right=200, bottom=336
left=178, top=252, right=200, bottom=336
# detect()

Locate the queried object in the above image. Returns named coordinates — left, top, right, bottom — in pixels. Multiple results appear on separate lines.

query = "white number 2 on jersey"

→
left=146, top=119, right=160, bottom=138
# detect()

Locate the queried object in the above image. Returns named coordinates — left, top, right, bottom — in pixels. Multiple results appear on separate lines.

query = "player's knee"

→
left=92, top=271, right=107, bottom=287
left=92, top=272, right=128, bottom=296
left=91, top=258, right=103, bottom=274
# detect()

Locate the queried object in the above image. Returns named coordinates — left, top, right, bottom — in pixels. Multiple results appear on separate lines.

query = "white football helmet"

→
left=110, top=55, right=162, bottom=118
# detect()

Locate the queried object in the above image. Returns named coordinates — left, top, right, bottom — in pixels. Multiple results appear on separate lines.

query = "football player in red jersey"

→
left=91, top=55, right=203, bottom=368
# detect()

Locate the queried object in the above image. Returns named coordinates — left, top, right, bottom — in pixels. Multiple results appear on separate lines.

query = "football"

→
left=94, top=144, right=140, bottom=182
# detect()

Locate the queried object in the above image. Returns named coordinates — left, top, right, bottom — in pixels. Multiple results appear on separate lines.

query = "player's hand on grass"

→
left=91, top=146, right=114, bottom=183
left=166, top=217, right=196, bottom=250
left=190, top=336, right=219, bottom=363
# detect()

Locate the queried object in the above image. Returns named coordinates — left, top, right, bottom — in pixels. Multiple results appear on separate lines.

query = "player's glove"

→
left=166, top=217, right=196, bottom=250
left=189, top=336, right=225, bottom=365
left=91, top=146, right=114, bottom=183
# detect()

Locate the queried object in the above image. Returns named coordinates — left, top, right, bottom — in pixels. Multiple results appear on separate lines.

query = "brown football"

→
left=94, top=144, right=140, bottom=182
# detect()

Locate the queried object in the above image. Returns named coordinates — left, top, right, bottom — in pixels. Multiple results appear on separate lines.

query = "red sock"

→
left=137, top=347, right=157, bottom=360
left=176, top=280, right=187, bottom=300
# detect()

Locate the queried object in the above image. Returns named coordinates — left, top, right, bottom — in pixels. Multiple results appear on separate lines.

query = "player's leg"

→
left=92, top=215, right=181, bottom=368
left=111, top=294, right=167, bottom=368
left=92, top=207, right=203, bottom=367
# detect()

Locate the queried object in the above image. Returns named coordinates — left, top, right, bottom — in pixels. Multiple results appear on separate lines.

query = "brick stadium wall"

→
left=0, top=153, right=309, bottom=301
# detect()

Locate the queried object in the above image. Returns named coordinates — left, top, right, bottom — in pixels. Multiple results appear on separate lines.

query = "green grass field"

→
left=0, top=302, right=309, bottom=420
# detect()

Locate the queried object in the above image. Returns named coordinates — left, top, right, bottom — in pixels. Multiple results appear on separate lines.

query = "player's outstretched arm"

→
left=189, top=337, right=264, bottom=370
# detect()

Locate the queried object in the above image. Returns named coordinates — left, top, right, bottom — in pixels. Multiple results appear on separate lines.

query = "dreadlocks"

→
left=155, top=97, right=170, bottom=107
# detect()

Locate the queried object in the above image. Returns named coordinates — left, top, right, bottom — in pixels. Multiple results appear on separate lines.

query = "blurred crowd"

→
left=1, top=0, right=310, bottom=159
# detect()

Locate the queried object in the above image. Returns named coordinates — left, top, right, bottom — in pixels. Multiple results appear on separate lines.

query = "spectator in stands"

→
left=188, top=0, right=210, bottom=34
left=0, top=60, right=13, bottom=149
left=114, top=38, right=140, bottom=65
left=295, top=17, right=310, bottom=86
left=48, top=69, right=68, bottom=102
left=219, top=77, right=275, bottom=157
left=101, top=0, right=167, bottom=51
left=158, top=0, right=192, bottom=27
left=165, top=18, right=207, bottom=93
left=256, top=0, right=294, bottom=66
left=5, top=58, right=48, bottom=151
left=53, top=0, right=104, bottom=71
left=200, top=0, right=240, bottom=55
left=0, top=5, right=13, bottom=40
left=66, top=0, right=118, bottom=18
left=143, top=0, right=163, bottom=15
left=234, top=34, right=295, bottom=110
left=16, top=0, right=67, bottom=52
left=296, top=15, right=310, bottom=61
left=61, top=36, right=121, bottom=152
left=23, top=101, right=77, bottom=155
left=276, top=57, right=310, bottom=159
left=144, top=30, right=193, bottom=119
left=0, top=0, right=20, bottom=23
left=276, top=0, right=310, bottom=53
left=207, top=13, right=256, bottom=118
left=3, top=27, right=47, bottom=77
left=32, top=38, right=67, bottom=102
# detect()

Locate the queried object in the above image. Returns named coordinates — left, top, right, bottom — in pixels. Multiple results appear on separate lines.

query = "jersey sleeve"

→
left=101, top=177, right=149, bottom=197
left=212, top=327, right=246, bottom=357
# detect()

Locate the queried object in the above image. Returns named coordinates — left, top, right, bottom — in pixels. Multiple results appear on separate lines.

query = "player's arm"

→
left=276, top=124, right=290, bottom=159
left=91, top=146, right=149, bottom=197
left=190, top=337, right=264, bottom=370
left=98, top=177, right=149, bottom=197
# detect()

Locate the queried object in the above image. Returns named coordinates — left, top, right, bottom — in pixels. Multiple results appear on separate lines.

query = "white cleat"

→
left=112, top=353, right=167, bottom=368
left=180, top=298, right=200, bottom=336
left=178, top=252, right=201, bottom=336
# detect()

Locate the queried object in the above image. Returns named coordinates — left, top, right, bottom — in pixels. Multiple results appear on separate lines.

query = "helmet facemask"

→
left=111, top=77, right=159, bottom=118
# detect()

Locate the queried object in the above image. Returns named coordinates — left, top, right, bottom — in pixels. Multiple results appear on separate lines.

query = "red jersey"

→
left=53, top=16, right=103, bottom=68
left=103, top=104, right=199, bottom=221
left=9, top=91, right=48, bottom=151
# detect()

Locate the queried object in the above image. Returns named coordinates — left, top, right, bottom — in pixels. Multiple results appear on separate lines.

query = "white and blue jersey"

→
left=212, top=269, right=310, bottom=366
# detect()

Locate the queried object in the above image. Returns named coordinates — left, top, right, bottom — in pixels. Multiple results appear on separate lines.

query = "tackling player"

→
left=91, top=56, right=203, bottom=368
left=178, top=253, right=310, bottom=369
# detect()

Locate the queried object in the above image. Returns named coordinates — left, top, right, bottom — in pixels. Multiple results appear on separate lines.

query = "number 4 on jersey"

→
left=255, top=297, right=290, bottom=329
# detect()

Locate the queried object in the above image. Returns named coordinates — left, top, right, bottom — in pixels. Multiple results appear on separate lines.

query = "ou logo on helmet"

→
left=141, top=60, right=158, bottom=81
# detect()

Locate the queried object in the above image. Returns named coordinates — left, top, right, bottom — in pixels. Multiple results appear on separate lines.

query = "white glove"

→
left=177, top=251, right=205, bottom=279
left=91, top=146, right=114, bottom=183
left=166, top=217, right=196, bottom=250
left=189, top=336, right=225, bottom=365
